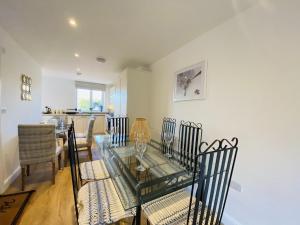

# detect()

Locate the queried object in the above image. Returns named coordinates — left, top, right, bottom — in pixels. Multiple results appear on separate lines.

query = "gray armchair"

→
left=18, top=124, right=63, bottom=190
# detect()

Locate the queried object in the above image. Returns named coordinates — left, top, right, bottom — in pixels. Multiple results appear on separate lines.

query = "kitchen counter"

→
left=42, top=112, right=108, bottom=116
left=42, top=113, right=108, bottom=134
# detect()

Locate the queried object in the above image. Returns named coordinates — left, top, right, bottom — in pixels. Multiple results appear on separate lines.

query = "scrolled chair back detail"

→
left=187, top=137, right=239, bottom=225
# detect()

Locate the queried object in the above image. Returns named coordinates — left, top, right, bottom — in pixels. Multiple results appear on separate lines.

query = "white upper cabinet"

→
left=111, top=67, right=151, bottom=125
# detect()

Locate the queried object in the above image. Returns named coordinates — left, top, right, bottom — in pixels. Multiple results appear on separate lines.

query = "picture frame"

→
left=173, top=60, right=207, bottom=102
left=21, top=74, right=32, bottom=101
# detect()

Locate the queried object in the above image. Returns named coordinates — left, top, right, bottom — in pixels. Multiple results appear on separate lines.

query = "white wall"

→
left=41, top=75, right=76, bottom=111
left=0, top=26, right=42, bottom=193
left=149, top=1, right=300, bottom=224
left=127, top=68, right=151, bottom=123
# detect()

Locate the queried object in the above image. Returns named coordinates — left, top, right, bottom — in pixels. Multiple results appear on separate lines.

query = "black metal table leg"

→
left=136, top=205, right=141, bottom=225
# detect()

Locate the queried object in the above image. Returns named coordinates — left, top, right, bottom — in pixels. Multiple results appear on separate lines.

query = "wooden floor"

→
left=5, top=148, right=146, bottom=225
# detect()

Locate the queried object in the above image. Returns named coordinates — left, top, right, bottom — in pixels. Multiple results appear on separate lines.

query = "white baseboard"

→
left=0, top=166, right=21, bottom=193
left=222, top=212, right=243, bottom=225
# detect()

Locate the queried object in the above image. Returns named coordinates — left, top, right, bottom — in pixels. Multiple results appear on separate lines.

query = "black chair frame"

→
left=70, top=120, right=84, bottom=185
left=107, top=116, right=129, bottom=145
left=178, top=120, right=203, bottom=172
left=68, top=126, right=80, bottom=222
left=187, top=138, right=239, bottom=225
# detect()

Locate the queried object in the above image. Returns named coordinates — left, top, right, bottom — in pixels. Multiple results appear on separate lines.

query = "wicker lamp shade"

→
left=129, top=118, right=151, bottom=142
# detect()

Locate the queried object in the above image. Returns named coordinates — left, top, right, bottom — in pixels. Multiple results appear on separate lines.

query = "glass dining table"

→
left=94, top=135, right=194, bottom=225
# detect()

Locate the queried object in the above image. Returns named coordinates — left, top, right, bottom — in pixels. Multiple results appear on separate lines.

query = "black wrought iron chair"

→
left=107, top=116, right=129, bottom=145
left=160, top=117, right=176, bottom=154
left=68, top=127, right=136, bottom=225
left=177, top=120, right=203, bottom=172
left=142, top=137, right=238, bottom=225
left=70, top=121, right=110, bottom=185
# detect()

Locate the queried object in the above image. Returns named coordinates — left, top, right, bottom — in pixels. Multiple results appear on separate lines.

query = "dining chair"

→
left=160, top=117, right=176, bottom=155
left=18, top=124, right=63, bottom=191
left=142, top=138, right=239, bottom=225
left=70, top=122, right=110, bottom=184
left=67, top=128, right=136, bottom=225
left=107, top=116, right=129, bottom=145
left=73, top=117, right=95, bottom=160
left=177, top=120, right=203, bottom=172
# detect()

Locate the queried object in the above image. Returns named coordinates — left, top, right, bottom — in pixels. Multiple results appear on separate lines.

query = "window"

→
left=77, top=88, right=104, bottom=112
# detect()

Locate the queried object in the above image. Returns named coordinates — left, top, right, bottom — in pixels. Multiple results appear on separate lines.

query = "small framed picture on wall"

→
left=173, top=60, right=207, bottom=102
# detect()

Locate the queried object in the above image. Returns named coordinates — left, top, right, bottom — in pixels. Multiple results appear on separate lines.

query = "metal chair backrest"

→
left=71, top=120, right=83, bottom=184
left=178, top=121, right=203, bottom=172
left=187, top=138, right=239, bottom=225
left=107, top=116, right=129, bottom=144
left=68, top=126, right=79, bottom=221
left=160, top=117, right=176, bottom=154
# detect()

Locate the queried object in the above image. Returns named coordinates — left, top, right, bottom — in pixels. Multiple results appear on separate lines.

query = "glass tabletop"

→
left=94, top=135, right=194, bottom=210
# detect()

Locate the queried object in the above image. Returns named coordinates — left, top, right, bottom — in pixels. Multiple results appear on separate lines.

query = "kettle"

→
left=44, top=106, right=52, bottom=114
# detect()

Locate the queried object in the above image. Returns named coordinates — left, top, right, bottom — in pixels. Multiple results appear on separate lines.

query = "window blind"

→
left=75, top=81, right=106, bottom=91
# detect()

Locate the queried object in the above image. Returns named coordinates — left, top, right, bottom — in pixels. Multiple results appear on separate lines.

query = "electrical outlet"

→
left=230, top=180, right=242, bottom=192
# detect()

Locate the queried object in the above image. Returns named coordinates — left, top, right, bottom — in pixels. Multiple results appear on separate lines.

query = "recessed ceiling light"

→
left=96, top=57, right=106, bottom=63
left=74, top=53, right=80, bottom=58
left=68, top=18, right=77, bottom=27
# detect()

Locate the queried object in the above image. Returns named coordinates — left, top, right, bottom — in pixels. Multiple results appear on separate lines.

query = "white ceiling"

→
left=0, top=0, right=258, bottom=84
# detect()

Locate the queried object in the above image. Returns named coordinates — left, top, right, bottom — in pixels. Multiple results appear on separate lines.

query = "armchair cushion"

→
left=18, top=124, right=57, bottom=165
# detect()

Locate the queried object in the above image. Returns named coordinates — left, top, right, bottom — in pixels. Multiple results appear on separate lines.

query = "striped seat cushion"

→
left=142, top=189, right=215, bottom=225
left=80, top=160, right=110, bottom=180
left=77, top=179, right=135, bottom=225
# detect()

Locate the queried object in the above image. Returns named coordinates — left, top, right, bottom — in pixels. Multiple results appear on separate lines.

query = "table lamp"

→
left=129, top=118, right=151, bottom=142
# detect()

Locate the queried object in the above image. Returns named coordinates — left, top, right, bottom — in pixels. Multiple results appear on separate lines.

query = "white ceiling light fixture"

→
left=68, top=18, right=77, bottom=28
left=96, top=57, right=106, bottom=63
left=76, top=68, right=82, bottom=76
left=74, top=53, right=80, bottom=58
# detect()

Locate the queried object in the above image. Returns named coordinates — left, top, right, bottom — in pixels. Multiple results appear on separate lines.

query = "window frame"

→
left=76, top=88, right=105, bottom=112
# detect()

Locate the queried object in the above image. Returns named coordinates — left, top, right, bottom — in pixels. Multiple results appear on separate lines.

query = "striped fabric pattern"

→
left=18, top=124, right=56, bottom=165
left=142, top=189, right=214, bottom=225
left=80, top=160, right=110, bottom=180
left=77, top=179, right=135, bottom=225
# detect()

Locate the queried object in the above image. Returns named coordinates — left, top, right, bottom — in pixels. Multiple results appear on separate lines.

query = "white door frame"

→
left=0, top=47, right=4, bottom=193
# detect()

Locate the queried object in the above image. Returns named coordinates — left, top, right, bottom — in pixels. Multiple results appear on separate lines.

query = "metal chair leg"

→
left=26, top=165, right=30, bottom=176
left=52, top=161, right=55, bottom=184
left=21, top=167, right=26, bottom=191
left=132, top=216, right=136, bottom=225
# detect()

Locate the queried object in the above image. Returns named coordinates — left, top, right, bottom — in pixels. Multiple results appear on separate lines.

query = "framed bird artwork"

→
left=173, top=60, right=207, bottom=102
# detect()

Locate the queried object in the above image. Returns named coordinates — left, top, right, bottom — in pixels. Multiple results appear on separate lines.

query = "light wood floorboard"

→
left=5, top=148, right=146, bottom=225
